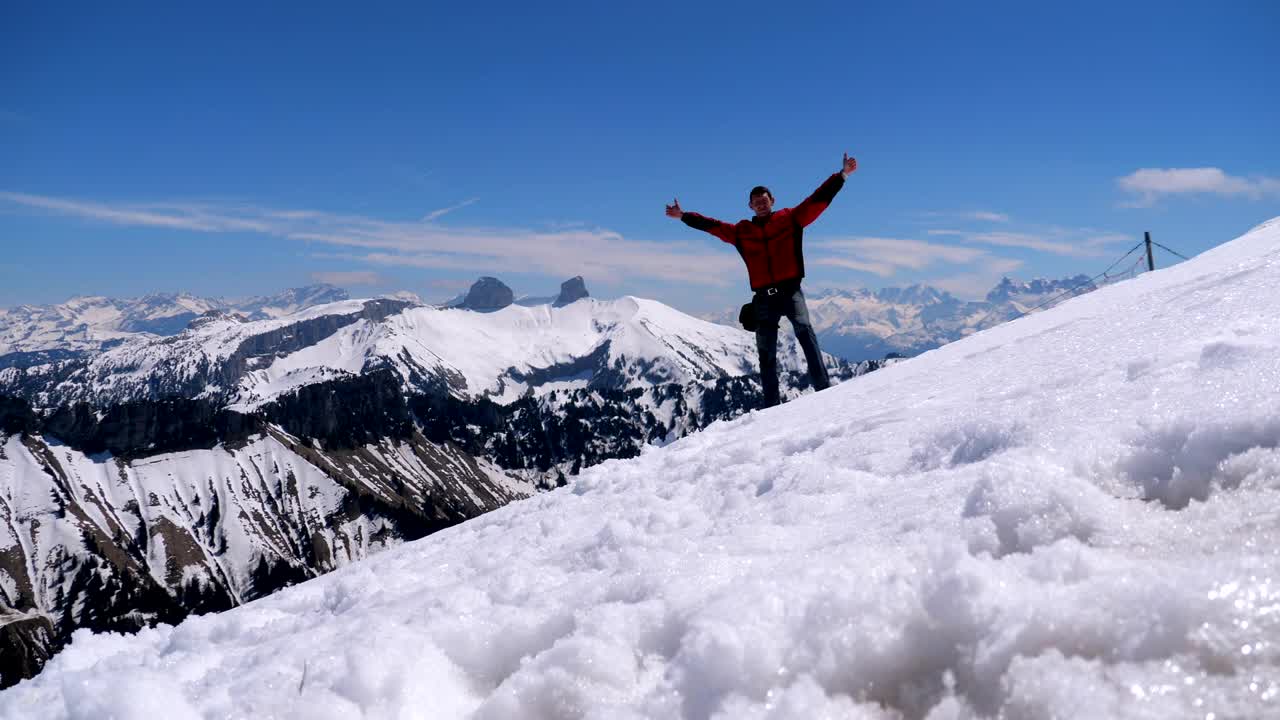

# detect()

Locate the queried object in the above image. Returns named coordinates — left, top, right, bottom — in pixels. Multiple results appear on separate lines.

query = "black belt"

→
left=754, top=280, right=800, bottom=297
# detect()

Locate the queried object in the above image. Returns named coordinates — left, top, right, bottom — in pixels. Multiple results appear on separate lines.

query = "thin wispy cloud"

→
left=0, top=192, right=275, bottom=233
left=1, top=190, right=1138, bottom=301
left=423, top=197, right=478, bottom=222
left=964, top=231, right=1101, bottom=257
left=918, top=210, right=1011, bottom=223
left=809, top=235, right=1030, bottom=299
left=1117, top=167, right=1280, bottom=207
left=967, top=211, right=1011, bottom=223
left=0, top=191, right=740, bottom=287
left=310, top=270, right=383, bottom=286
left=928, top=257, right=1027, bottom=298
left=815, top=257, right=897, bottom=277
left=927, top=227, right=1132, bottom=257
left=425, top=277, right=474, bottom=291
left=812, top=237, right=998, bottom=277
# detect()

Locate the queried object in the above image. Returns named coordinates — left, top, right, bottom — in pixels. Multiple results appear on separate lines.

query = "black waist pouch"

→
left=738, top=301, right=758, bottom=332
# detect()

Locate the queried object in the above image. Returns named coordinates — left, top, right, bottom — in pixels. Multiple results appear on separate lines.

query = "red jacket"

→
left=682, top=172, right=845, bottom=290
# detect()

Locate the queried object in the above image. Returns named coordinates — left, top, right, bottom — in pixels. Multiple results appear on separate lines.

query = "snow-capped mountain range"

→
left=1, top=288, right=844, bottom=411
left=5, top=219, right=1272, bottom=718
left=0, top=284, right=352, bottom=364
left=707, top=275, right=1102, bottom=361
left=4, top=273, right=1100, bottom=370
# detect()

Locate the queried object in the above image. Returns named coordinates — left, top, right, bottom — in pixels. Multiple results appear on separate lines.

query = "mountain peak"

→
left=460, top=277, right=514, bottom=312
left=249, top=284, right=350, bottom=307
left=873, top=284, right=953, bottom=306
left=985, top=275, right=1093, bottom=304
left=553, top=276, right=590, bottom=307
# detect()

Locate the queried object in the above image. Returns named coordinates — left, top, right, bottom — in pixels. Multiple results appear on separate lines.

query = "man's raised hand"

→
left=842, top=152, right=858, bottom=177
left=665, top=198, right=683, bottom=219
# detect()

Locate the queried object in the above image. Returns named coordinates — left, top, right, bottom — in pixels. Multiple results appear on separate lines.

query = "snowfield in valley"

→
left=2, top=219, right=1278, bottom=718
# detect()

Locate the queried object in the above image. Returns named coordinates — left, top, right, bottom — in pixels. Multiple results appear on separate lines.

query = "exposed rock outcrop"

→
left=461, top=277, right=514, bottom=312
left=553, top=276, right=590, bottom=307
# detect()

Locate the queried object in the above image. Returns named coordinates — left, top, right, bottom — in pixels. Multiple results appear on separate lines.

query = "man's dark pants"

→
left=752, top=285, right=830, bottom=408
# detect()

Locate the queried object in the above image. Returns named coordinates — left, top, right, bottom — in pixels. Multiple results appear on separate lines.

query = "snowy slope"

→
left=4, top=218, right=1278, bottom=718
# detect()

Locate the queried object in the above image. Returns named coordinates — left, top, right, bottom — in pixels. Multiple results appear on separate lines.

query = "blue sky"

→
left=3, top=1, right=1278, bottom=314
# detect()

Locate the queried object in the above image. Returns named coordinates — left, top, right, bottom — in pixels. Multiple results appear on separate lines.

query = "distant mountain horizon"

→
left=1, top=271, right=1125, bottom=366
left=0, top=284, right=352, bottom=358
left=705, top=273, right=1115, bottom=361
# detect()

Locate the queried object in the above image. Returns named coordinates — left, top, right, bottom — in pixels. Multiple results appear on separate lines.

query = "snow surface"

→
left=4, top=219, right=1280, bottom=718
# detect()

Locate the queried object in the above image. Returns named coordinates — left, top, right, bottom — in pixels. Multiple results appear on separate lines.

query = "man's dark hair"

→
left=749, top=185, right=773, bottom=201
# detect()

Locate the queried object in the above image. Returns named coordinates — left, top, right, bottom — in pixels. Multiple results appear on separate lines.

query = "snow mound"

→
left=3, top=218, right=1279, bottom=718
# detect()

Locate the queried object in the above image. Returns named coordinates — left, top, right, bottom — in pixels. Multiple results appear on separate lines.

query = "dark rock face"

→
left=554, top=276, right=590, bottom=307
left=461, top=277, right=514, bottom=312
left=0, top=614, right=58, bottom=690
left=262, top=368, right=414, bottom=449
left=0, top=396, right=37, bottom=434
left=40, top=399, right=263, bottom=459
left=0, top=349, right=85, bottom=371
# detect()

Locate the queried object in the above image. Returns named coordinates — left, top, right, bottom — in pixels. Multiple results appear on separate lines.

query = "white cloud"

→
left=927, top=227, right=1132, bottom=258
left=310, top=270, right=382, bottom=286
left=1117, top=167, right=1280, bottom=206
left=810, top=235, right=1028, bottom=298
left=818, top=237, right=987, bottom=269
left=986, top=257, right=1027, bottom=274
left=818, top=222, right=1131, bottom=294
left=918, top=210, right=1011, bottom=223
left=964, top=231, right=1100, bottom=257
left=425, top=277, right=474, bottom=291
left=812, top=236, right=998, bottom=278
left=966, top=211, right=1010, bottom=223
left=935, top=220, right=1135, bottom=253
left=423, top=198, right=478, bottom=222
left=926, top=258, right=1027, bottom=299
left=0, top=191, right=741, bottom=288
left=813, top=257, right=897, bottom=277
left=0, top=192, right=275, bottom=233
left=1076, top=232, right=1133, bottom=248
